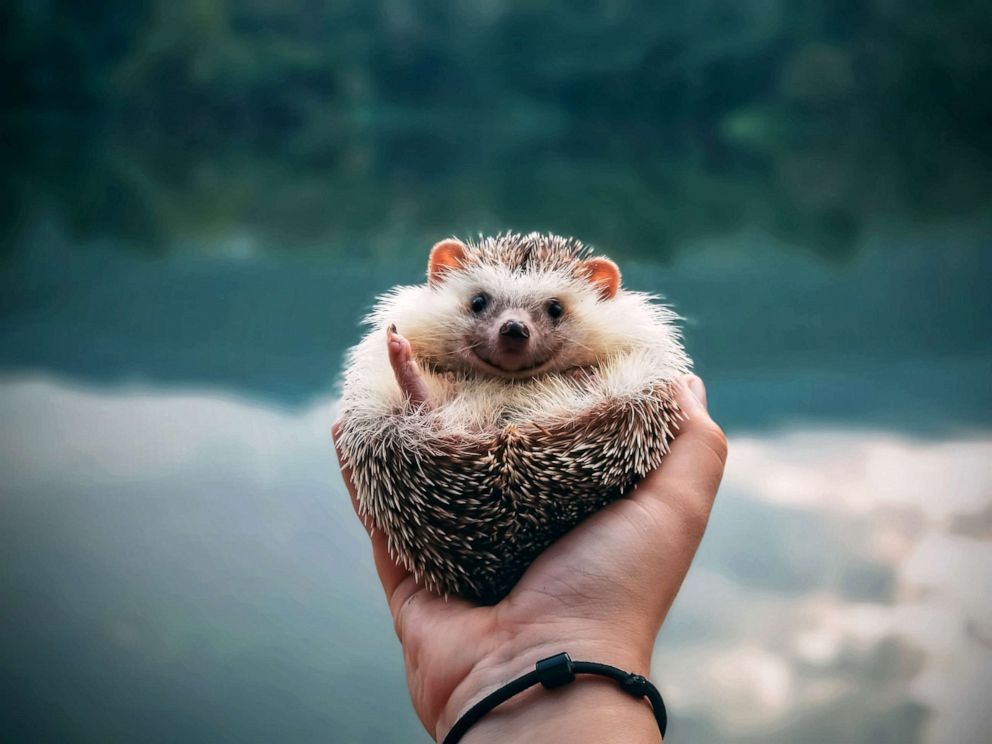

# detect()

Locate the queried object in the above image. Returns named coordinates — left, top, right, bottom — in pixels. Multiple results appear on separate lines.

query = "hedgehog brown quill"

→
left=337, top=233, right=691, bottom=604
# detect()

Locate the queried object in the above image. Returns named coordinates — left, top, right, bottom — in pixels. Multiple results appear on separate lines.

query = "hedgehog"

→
left=336, top=233, right=691, bottom=604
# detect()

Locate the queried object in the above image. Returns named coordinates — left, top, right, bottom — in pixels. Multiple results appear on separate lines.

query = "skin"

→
left=386, top=324, right=431, bottom=406
left=333, top=373, right=727, bottom=742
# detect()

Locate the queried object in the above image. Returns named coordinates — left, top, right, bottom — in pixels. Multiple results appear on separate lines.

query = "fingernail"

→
left=686, top=375, right=707, bottom=408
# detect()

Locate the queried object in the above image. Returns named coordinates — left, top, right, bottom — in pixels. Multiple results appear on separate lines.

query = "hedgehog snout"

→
left=499, top=319, right=530, bottom=340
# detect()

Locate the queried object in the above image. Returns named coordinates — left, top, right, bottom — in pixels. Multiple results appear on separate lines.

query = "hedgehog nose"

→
left=499, top=319, right=530, bottom=340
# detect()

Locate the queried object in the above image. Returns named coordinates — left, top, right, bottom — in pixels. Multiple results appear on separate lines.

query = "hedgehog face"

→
left=457, top=280, right=568, bottom=378
left=421, top=236, right=623, bottom=380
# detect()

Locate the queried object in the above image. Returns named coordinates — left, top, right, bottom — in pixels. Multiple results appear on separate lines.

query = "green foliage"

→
left=2, top=0, right=990, bottom=258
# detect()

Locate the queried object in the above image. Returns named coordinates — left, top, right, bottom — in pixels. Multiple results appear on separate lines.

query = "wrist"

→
left=459, top=673, right=661, bottom=744
left=435, top=634, right=654, bottom=743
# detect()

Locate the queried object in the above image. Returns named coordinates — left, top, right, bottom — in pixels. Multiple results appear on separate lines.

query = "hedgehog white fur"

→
left=337, top=233, right=691, bottom=603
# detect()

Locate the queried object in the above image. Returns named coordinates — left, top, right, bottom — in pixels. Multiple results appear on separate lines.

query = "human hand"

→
left=333, top=374, right=727, bottom=742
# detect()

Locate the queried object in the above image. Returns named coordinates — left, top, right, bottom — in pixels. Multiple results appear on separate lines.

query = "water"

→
left=1, top=216, right=989, bottom=743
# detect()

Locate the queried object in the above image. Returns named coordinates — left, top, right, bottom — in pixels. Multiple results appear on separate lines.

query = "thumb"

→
left=661, top=375, right=727, bottom=486
left=631, top=375, right=728, bottom=532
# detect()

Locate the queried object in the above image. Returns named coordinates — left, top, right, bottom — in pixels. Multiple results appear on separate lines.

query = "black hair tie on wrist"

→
left=441, top=652, right=668, bottom=743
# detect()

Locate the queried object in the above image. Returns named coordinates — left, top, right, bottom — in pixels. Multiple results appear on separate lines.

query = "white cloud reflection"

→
left=1, top=377, right=989, bottom=743
left=658, top=430, right=992, bottom=742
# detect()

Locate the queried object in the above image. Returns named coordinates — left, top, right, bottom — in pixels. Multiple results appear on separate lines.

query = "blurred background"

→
left=1, top=1, right=990, bottom=742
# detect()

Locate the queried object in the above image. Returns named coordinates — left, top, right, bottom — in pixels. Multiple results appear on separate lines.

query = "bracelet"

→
left=441, top=652, right=668, bottom=743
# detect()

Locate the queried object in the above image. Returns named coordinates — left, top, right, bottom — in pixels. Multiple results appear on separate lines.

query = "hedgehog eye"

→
left=469, top=293, right=489, bottom=313
left=546, top=299, right=565, bottom=319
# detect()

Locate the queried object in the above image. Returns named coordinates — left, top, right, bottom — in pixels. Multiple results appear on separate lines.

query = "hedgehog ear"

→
left=578, top=257, right=621, bottom=300
left=428, top=239, right=468, bottom=285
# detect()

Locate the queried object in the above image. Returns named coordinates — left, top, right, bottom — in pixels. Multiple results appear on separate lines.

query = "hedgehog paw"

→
left=386, top=324, right=432, bottom=408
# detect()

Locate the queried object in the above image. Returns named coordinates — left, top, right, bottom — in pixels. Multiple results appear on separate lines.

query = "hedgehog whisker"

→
left=559, top=335, right=596, bottom=354
left=441, top=340, right=483, bottom=357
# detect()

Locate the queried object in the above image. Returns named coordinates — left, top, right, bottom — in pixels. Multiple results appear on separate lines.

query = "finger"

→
left=686, top=373, right=707, bottom=408
left=631, top=375, right=727, bottom=529
left=332, top=421, right=413, bottom=605
left=660, top=374, right=727, bottom=485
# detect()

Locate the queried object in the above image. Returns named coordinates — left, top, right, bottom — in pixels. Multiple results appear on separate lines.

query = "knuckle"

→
left=619, top=497, right=667, bottom=538
left=700, top=421, right=729, bottom=464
